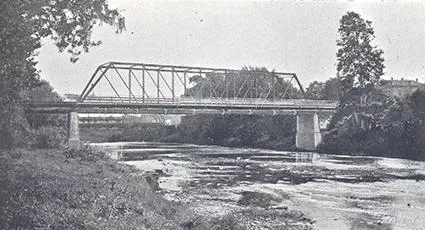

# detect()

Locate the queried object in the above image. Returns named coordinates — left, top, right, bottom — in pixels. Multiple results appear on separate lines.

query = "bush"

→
left=32, top=126, right=66, bottom=148
left=238, top=191, right=282, bottom=208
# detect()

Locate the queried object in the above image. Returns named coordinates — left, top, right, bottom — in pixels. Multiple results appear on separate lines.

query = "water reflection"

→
left=295, top=152, right=319, bottom=163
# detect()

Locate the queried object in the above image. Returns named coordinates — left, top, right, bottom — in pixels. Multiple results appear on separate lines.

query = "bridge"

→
left=28, top=62, right=338, bottom=150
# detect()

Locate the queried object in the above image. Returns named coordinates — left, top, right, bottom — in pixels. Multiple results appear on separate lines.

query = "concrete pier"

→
left=68, top=112, right=80, bottom=150
left=296, top=111, right=321, bottom=150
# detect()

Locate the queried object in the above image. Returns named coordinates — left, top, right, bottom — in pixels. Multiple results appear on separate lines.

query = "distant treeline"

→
left=84, top=114, right=297, bottom=151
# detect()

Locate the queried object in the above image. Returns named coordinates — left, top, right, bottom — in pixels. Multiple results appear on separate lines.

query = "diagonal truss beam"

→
left=79, top=63, right=111, bottom=101
left=129, top=69, right=149, bottom=100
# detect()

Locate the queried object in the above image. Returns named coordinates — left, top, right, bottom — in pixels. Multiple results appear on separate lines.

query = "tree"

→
left=320, top=87, right=399, bottom=156
left=320, top=87, right=425, bottom=160
left=0, top=0, right=125, bottom=148
left=408, top=90, right=425, bottom=159
left=305, top=81, right=325, bottom=99
left=24, top=80, right=62, bottom=104
left=329, top=11, right=385, bottom=140
left=321, top=78, right=344, bottom=100
left=305, top=78, right=343, bottom=100
left=25, top=80, right=64, bottom=129
left=185, top=66, right=303, bottom=99
left=336, top=11, right=385, bottom=92
left=410, top=89, right=425, bottom=121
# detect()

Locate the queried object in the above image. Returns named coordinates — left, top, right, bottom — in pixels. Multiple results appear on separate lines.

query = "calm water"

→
left=90, top=142, right=425, bottom=230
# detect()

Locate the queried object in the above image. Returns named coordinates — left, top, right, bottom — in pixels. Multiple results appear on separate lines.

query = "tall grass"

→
left=0, top=148, right=199, bottom=229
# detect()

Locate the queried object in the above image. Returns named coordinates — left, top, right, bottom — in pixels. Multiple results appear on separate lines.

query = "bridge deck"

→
left=28, top=97, right=338, bottom=115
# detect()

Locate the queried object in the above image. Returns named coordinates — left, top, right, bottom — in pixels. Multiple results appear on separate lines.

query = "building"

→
left=379, top=78, right=425, bottom=98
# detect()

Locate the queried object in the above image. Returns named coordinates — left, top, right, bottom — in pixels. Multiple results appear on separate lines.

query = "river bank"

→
left=0, top=148, right=197, bottom=229
left=0, top=147, right=314, bottom=229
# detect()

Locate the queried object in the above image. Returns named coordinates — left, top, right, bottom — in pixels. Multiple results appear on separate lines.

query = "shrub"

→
left=32, top=126, right=66, bottom=148
left=238, top=191, right=282, bottom=208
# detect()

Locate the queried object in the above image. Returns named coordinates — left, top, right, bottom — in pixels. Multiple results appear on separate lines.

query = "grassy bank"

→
left=0, top=147, right=314, bottom=229
left=0, top=148, right=199, bottom=229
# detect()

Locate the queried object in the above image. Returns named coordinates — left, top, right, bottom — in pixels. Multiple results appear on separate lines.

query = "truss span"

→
left=78, top=62, right=306, bottom=103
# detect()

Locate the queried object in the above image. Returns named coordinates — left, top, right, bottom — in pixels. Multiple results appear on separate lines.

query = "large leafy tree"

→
left=0, top=0, right=125, bottom=148
left=322, top=11, right=386, bottom=147
left=336, top=11, right=384, bottom=92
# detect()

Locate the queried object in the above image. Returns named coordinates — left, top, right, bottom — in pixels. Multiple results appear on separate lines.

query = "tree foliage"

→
left=25, top=79, right=64, bottom=128
left=305, top=78, right=344, bottom=100
left=185, top=66, right=303, bottom=99
left=0, top=0, right=125, bottom=148
left=305, top=81, right=324, bottom=100
left=410, top=90, right=425, bottom=121
left=321, top=78, right=344, bottom=100
left=320, top=88, right=425, bottom=160
left=336, top=11, right=385, bottom=92
left=408, top=90, right=425, bottom=157
left=169, top=114, right=297, bottom=150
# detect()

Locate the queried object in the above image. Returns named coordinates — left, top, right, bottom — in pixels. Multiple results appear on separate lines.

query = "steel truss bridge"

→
left=29, top=61, right=336, bottom=114
left=79, top=61, right=306, bottom=102
left=27, top=61, right=338, bottom=150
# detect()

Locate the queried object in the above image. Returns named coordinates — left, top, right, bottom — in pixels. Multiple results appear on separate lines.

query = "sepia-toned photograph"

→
left=1, top=0, right=424, bottom=229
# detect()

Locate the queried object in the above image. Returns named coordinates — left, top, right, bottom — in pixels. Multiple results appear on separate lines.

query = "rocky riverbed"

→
left=91, top=142, right=425, bottom=230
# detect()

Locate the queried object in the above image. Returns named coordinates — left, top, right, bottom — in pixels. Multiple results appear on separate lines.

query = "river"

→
left=90, top=142, right=425, bottom=230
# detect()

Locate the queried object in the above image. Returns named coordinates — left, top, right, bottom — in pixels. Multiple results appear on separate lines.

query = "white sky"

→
left=37, top=0, right=425, bottom=95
